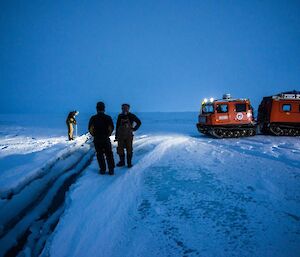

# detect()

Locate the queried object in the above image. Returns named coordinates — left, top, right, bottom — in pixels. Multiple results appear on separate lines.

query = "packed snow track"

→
left=0, top=133, right=300, bottom=257
left=0, top=135, right=94, bottom=256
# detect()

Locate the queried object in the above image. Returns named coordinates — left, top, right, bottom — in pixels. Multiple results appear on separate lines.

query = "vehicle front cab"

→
left=197, top=97, right=255, bottom=134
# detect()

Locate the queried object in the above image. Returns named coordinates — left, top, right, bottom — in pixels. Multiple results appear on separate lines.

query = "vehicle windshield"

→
left=202, top=103, right=214, bottom=114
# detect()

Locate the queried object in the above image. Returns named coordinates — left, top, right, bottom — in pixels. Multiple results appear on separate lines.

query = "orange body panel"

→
left=199, top=100, right=254, bottom=126
left=270, top=99, right=300, bottom=123
left=257, top=91, right=300, bottom=136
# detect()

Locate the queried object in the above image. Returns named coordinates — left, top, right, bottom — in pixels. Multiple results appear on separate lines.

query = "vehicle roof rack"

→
left=215, top=98, right=249, bottom=102
left=272, top=90, right=300, bottom=100
left=210, top=93, right=249, bottom=102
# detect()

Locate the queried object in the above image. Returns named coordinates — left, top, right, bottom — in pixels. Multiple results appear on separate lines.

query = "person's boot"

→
left=109, top=169, right=114, bottom=175
left=127, top=153, right=133, bottom=168
left=116, top=155, right=125, bottom=167
left=100, top=169, right=106, bottom=175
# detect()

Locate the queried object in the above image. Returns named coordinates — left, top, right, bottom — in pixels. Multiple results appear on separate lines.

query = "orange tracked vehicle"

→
left=257, top=90, right=300, bottom=136
left=196, top=94, right=256, bottom=138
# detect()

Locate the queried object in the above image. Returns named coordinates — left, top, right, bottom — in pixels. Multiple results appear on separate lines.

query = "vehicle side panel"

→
left=210, top=101, right=253, bottom=126
left=270, top=100, right=300, bottom=123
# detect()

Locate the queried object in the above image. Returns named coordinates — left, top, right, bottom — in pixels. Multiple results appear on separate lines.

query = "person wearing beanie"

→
left=88, top=102, right=115, bottom=175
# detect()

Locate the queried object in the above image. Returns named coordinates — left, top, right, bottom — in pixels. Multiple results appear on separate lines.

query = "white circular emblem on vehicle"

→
left=236, top=112, right=244, bottom=120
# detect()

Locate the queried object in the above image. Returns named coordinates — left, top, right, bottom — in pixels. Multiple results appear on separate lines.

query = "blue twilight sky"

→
left=0, top=0, right=299, bottom=114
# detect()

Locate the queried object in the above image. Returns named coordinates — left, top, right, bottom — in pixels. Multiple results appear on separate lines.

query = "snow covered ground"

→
left=0, top=113, right=299, bottom=257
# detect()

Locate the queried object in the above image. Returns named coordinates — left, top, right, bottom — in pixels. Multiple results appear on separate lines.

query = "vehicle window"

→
left=202, top=104, right=214, bottom=113
left=235, top=103, right=247, bottom=112
left=282, top=104, right=291, bottom=112
left=216, top=104, right=228, bottom=113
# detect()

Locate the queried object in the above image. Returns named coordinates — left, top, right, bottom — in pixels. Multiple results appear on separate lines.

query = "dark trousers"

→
left=67, top=123, right=74, bottom=140
left=94, top=139, right=115, bottom=172
left=117, top=136, right=133, bottom=156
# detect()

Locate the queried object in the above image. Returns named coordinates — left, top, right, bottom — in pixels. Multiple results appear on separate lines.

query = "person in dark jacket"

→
left=115, top=103, right=141, bottom=168
left=88, top=102, right=115, bottom=175
left=66, top=111, right=79, bottom=140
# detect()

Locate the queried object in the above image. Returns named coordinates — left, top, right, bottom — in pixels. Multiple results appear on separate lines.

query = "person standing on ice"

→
left=88, top=102, right=115, bottom=175
left=66, top=110, right=79, bottom=140
left=115, top=103, right=141, bottom=168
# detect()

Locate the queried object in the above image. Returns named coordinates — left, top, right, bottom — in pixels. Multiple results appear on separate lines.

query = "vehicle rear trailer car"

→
left=258, top=91, right=300, bottom=136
